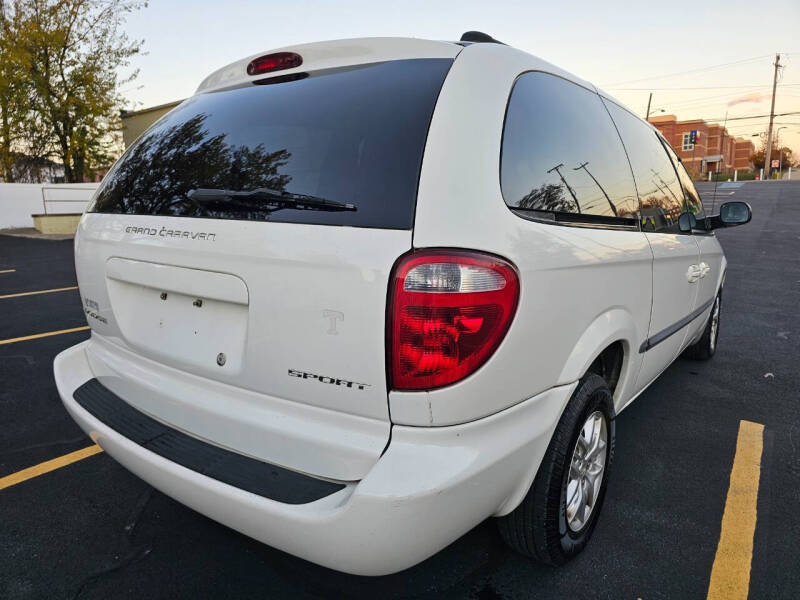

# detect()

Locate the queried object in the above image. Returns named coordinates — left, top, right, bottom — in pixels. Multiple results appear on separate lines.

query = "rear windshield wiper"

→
left=186, top=188, right=357, bottom=212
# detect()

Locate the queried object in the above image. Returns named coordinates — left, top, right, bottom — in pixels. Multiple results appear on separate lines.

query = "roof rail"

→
left=459, top=31, right=505, bottom=44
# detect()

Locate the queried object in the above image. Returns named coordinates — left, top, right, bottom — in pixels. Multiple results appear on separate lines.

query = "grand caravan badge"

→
left=124, top=225, right=217, bottom=241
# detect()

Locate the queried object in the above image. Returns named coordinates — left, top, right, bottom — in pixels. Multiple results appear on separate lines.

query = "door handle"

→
left=686, top=264, right=702, bottom=283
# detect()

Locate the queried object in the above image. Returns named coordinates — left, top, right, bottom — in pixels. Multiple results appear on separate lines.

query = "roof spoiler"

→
left=459, top=31, right=505, bottom=44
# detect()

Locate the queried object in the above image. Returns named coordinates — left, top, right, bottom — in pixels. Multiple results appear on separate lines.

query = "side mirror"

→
left=719, top=201, right=752, bottom=226
left=695, top=201, right=752, bottom=231
left=678, top=212, right=696, bottom=233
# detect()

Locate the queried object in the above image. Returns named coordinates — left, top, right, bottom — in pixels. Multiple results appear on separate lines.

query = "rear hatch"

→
left=74, top=42, right=457, bottom=479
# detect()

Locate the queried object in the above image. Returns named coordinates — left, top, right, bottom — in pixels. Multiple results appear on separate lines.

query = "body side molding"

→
left=639, top=296, right=716, bottom=353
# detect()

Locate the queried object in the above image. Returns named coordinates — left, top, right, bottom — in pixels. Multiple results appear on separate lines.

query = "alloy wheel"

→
left=566, top=411, right=608, bottom=532
left=709, top=297, right=720, bottom=352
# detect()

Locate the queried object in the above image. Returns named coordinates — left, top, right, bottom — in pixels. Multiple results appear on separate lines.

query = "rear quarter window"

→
left=500, top=72, right=639, bottom=226
left=91, top=58, right=454, bottom=229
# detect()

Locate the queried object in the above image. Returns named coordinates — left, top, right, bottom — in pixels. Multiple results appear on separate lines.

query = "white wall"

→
left=0, top=182, right=99, bottom=229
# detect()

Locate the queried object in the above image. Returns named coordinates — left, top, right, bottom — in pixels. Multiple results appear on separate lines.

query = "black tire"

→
left=497, top=373, right=615, bottom=565
left=684, top=292, right=721, bottom=361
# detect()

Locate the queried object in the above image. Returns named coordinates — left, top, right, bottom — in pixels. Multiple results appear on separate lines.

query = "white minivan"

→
left=55, top=33, right=751, bottom=575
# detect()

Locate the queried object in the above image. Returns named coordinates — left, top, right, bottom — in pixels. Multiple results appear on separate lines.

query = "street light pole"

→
left=644, top=94, right=666, bottom=120
left=776, top=126, right=787, bottom=178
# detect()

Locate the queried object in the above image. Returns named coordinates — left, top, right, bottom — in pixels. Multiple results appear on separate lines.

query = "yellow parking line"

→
left=0, top=269, right=15, bottom=274
left=707, top=420, right=764, bottom=600
left=0, top=286, right=78, bottom=300
left=0, top=325, right=90, bottom=345
left=0, top=445, right=103, bottom=491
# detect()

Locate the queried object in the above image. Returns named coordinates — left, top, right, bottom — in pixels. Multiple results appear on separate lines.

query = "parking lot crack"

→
left=3, top=435, right=87, bottom=456
left=70, top=545, right=152, bottom=600
left=70, top=488, right=155, bottom=599
left=123, top=488, right=154, bottom=540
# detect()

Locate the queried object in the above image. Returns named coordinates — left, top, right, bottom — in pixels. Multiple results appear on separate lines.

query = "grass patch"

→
left=695, top=172, right=758, bottom=182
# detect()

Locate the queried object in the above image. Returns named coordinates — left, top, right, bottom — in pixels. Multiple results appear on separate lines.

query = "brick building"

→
left=648, top=115, right=754, bottom=175
left=733, top=138, right=755, bottom=171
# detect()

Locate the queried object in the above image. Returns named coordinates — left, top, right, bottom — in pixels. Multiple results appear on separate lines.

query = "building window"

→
left=682, top=133, right=694, bottom=151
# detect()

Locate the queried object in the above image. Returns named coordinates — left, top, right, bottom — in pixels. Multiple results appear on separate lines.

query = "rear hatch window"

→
left=91, top=58, right=453, bottom=229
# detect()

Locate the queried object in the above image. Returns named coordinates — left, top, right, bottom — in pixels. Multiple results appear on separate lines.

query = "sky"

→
left=121, top=0, right=800, bottom=160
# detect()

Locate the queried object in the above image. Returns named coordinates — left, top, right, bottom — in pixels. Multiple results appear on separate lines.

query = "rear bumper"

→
left=55, top=340, right=574, bottom=576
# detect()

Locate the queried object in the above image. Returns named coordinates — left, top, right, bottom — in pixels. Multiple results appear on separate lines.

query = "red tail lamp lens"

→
left=389, top=251, right=519, bottom=391
left=246, top=52, right=303, bottom=76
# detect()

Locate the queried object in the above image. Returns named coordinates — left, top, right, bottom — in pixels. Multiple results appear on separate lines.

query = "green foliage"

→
left=0, top=0, right=145, bottom=182
left=0, top=2, right=29, bottom=181
left=97, top=113, right=293, bottom=218
left=706, top=172, right=758, bottom=182
left=751, top=147, right=793, bottom=171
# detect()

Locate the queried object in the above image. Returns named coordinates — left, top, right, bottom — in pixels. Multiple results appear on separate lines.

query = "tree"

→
left=4, top=0, right=144, bottom=182
left=776, top=147, right=793, bottom=170
left=518, top=182, right=576, bottom=213
left=751, top=146, right=793, bottom=171
left=95, top=113, right=294, bottom=220
left=0, top=1, right=28, bottom=182
left=750, top=148, right=764, bottom=169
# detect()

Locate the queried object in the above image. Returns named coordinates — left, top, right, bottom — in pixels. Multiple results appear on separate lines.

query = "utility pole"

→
left=645, top=93, right=653, bottom=120
left=574, top=162, right=617, bottom=216
left=651, top=168, right=681, bottom=204
left=547, top=163, right=581, bottom=213
left=763, top=53, right=781, bottom=180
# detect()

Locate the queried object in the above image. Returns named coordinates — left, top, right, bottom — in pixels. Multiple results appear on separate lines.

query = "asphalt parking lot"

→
left=1, top=180, right=799, bottom=599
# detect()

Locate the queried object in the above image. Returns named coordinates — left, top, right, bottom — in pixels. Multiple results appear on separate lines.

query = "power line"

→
left=652, top=98, right=782, bottom=115
left=653, top=87, right=800, bottom=113
left=651, top=88, right=772, bottom=111
left=609, top=83, right=800, bottom=90
left=703, top=111, right=799, bottom=122
left=654, top=111, right=800, bottom=123
left=658, top=100, right=770, bottom=113
left=725, top=121, right=800, bottom=130
left=601, top=54, right=772, bottom=87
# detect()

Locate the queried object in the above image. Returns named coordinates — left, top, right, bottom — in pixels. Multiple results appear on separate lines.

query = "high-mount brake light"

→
left=389, top=250, right=519, bottom=391
left=246, top=52, right=303, bottom=76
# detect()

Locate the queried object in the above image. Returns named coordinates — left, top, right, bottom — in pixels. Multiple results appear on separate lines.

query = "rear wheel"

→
left=498, top=373, right=615, bottom=565
left=684, top=292, right=721, bottom=360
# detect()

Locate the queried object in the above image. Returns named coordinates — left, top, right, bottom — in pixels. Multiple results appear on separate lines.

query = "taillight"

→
left=246, top=52, right=303, bottom=76
left=389, top=250, right=519, bottom=391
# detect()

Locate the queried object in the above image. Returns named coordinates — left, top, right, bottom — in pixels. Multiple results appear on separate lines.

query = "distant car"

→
left=54, top=32, right=751, bottom=575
